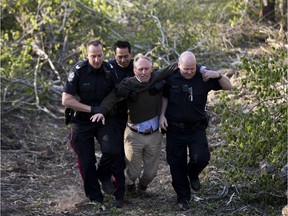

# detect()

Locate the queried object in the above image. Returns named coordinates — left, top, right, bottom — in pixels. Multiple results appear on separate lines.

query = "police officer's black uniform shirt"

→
left=163, top=70, right=222, bottom=123
left=108, top=59, right=134, bottom=118
left=108, top=59, right=134, bottom=84
left=63, top=59, right=115, bottom=108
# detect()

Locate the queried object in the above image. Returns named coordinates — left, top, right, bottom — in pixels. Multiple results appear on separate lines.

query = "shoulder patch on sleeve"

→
left=68, top=72, right=75, bottom=82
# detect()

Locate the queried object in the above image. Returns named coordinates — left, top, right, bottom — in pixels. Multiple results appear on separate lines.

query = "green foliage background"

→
left=1, top=0, right=287, bottom=212
left=214, top=49, right=287, bottom=207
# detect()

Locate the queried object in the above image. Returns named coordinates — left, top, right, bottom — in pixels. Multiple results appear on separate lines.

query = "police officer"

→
left=106, top=40, right=135, bottom=207
left=109, top=40, right=134, bottom=148
left=62, top=40, right=123, bottom=206
left=159, top=51, right=232, bottom=211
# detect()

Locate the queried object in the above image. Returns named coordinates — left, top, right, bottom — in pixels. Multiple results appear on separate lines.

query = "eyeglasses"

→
left=188, top=87, right=193, bottom=102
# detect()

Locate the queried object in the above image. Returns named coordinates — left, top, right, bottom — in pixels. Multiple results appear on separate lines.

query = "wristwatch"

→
left=216, top=73, right=222, bottom=80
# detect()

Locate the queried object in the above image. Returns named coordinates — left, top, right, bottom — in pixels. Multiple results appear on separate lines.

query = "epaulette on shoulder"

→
left=108, top=59, right=114, bottom=65
left=71, top=59, right=88, bottom=72
left=103, top=61, right=114, bottom=79
left=104, top=61, right=114, bottom=69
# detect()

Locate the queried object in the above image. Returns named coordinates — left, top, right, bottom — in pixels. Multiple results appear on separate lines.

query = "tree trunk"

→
left=260, top=0, right=276, bottom=22
left=278, top=0, right=287, bottom=30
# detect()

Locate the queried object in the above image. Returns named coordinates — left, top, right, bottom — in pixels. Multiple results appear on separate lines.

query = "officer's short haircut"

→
left=113, top=40, right=131, bottom=53
left=133, top=53, right=152, bottom=68
left=87, top=40, right=103, bottom=49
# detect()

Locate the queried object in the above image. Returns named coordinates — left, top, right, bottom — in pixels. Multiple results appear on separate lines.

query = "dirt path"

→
left=1, top=111, right=284, bottom=216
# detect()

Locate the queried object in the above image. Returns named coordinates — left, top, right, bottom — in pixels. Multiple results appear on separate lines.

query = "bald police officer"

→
left=160, top=51, right=232, bottom=211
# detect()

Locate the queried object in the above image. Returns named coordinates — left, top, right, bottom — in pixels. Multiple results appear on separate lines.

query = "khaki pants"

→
left=124, top=127, right=162, bottom=186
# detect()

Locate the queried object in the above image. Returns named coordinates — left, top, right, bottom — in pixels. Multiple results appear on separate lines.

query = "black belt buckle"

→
left=142, top=130, right=154, bottom=135
left=128, top=126, right=158, bottom=135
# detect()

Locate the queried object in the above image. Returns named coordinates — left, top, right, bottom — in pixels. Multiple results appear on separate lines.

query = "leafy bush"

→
left=215, top=48, right=287, bottom=204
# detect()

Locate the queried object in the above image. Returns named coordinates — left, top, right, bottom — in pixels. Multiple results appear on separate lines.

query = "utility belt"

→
left=127, top=125, right=159, bottom=135
left=168, top=120, right=205, bottom=130
left=74, top=111, right=92, bottom=121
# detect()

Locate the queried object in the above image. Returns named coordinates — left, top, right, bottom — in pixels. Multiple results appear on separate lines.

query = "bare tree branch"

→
left=150, top=13, right=168, bottom=47
left=31, top=41, right=61, bottom=81
left=34, top=57, right=40, bottom=105
left=58, top=3, right=68, bottom=33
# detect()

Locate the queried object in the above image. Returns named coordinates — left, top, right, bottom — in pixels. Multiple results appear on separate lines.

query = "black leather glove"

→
left=149, top=80, right=166, bottom=96
left=128, top=90, right=139, bottom=102
left=91, top=106, right=100, bottom=114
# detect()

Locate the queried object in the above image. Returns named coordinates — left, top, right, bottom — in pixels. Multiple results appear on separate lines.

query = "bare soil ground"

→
left=1, top=108, right=285, bottom=216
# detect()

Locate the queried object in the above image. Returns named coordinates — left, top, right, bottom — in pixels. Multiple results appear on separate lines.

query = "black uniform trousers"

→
left=166, top=125, right=210, bottom=203
left=110, top=117, right=127, bottom=199
left=70, top=117, right=117, bottom=202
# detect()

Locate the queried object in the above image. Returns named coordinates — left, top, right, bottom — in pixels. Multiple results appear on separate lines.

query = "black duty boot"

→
left=127, top=183, right=136, bottom=193
left=112, top=196, right=124, bottom=208
left=177, top=200, right=190, bottom=211
left=138, top=182, right=147, bottom=192
left=190, top=177, right=201, bottom=191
